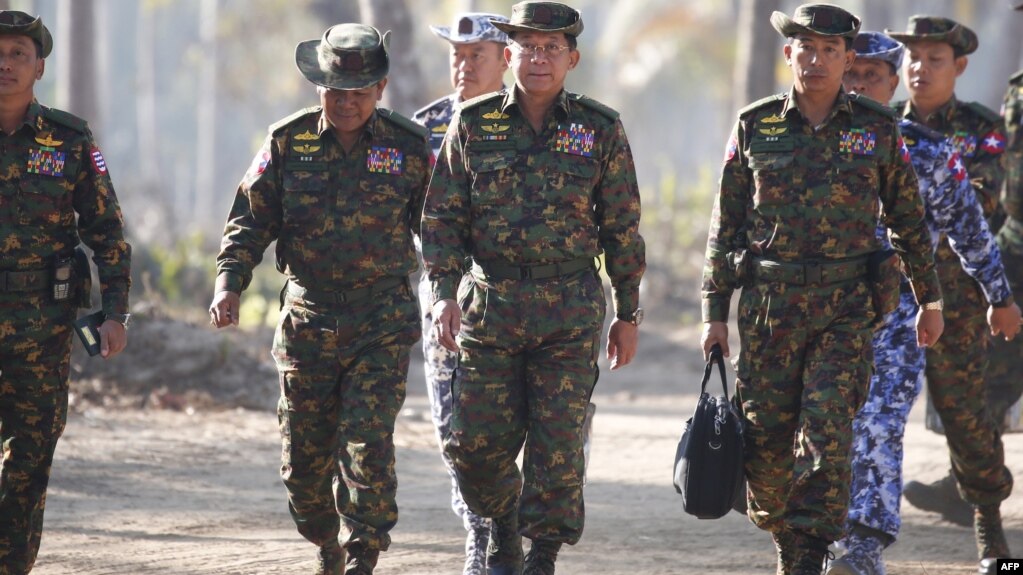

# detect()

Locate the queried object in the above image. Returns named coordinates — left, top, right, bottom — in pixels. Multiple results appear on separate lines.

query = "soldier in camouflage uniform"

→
left=701, top=6, right=944, bottom=574
left=884, top=16, right=1016, bottom=570
left=209, top=24, right=430, bottom=575
left=0, top=11, right=131, bottom=575
left=422, top=3, right=645, bottom=574
left=412, top=13, right=508, bottom=575
left=829, top=31, right=1021, bottom=575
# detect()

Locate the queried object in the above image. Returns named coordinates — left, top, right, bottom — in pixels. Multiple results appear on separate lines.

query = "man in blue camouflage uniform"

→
left=0, top=11, right=132, bottom=575
left=209, top=24, right=431, bottom=575
left=424, top=3, right=645, bottom=573
left=827, top=31, right=1021, bottom=575
left=412, top=13, right=507, bottom=574
left=701, top=5, right=944, bottom=574
left=884, top=17, right=1016, bottom=572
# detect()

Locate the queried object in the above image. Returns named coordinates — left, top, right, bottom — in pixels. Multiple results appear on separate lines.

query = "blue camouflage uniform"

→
left=848, top=118, right=1012, bottom=541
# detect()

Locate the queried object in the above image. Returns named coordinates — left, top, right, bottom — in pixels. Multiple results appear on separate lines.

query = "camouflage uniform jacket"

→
left=0, top=101, right=131, bottom=314
left=422, top=88, right=646, bottom=315
left=895, top=96, right=1007, bottom=218
left=413, top=93, right=459, bottom=158
left=702, top=88, right=940, bottom=322
left=1001, top=70, right=1023, bottom=250
left=216, top=107, right=432, bottom=293
left=894, top=119, right=1011, bottom=304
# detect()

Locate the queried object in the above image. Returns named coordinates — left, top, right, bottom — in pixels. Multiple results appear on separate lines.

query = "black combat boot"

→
left=773, top=530, right=797, bottom=575
left=901, top=472, right=972, bottom=526
left=486, top=510, right=523, bottom=575
left=316, top=541, right=345, bottom=575
left=976, top=504, right=1011, bottom=575
left=343, top=543, right=379, bottom=575
left=791, top=534, right=832, bottom=575
left=523, top=539, right=561, bottom=575
left=464, top=524, right=489, bottom=575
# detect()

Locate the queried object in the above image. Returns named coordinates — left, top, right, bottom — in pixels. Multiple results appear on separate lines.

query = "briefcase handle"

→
left=701, top=344, right=730, bottom=400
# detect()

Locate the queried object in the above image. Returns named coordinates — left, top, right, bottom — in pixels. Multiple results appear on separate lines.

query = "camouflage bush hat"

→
left=852, top=31, right=904, bottom=70
left=430, top=12, right=509, bottom=44
left=0, top=11, right=52, bottom=58
left=885, top=16, right=978, bottom=56
left=295, top=23, right=390, bottom=90
left=770, top=3, right=861, bottom=40
left=491, top=1, right=584, bottom=38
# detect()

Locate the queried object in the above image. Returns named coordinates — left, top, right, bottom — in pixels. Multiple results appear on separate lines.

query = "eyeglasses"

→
left=510, top=42, right=571, bottom=59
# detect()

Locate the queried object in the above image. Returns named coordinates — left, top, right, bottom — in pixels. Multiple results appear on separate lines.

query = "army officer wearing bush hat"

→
left=210, top=22, right=431, bottom=575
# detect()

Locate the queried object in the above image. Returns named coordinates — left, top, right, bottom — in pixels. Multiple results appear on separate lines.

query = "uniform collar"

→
left=21, top=100, right=44, bottom=134
left=502, top=87, right=571, bottom=120
left=902, top=95, right=958, bottom=127
left=316, top=108, right=380, bottom=141
left=780, top=86, right=853, bottom=124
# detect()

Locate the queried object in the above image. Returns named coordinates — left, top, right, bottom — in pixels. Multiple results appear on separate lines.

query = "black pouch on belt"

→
left=73, top=245, right=93, bottom=309
left=867, top=249, right=901, bottom=321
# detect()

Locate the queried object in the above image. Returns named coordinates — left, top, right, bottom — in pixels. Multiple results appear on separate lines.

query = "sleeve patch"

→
left=91, top=147, right=108, bottom=174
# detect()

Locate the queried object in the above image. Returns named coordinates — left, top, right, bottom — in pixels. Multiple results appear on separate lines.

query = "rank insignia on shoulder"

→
left=367, top=146, right=403, bottom=175
left=760, top=113, right=786, bottom=124
left=292, top=144, right=321, bottom=154
left=481, top=123, right=510, bottom=134
left=951, top=131, right=978, bottom=158
left=35, top=133, right=63, bottom=147
left=839, top=129, right=877, bottom=155
left=431, top=123, right=449, bottom=133
left=91, top=148, right=108, bottom=174
left=27, top=147, right=67, bottom=177
left=979, top=131, right=1006, bottom=154
left=553, top=123, right=595, bottom=157
left=294, top=130, right=319, bottom=141
left=758, top=126, right=787, bottom=137
left=482, top=109, right=510, bottom=120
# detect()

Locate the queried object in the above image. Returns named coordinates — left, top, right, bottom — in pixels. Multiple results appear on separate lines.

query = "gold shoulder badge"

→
left=294, top=130, right=319, bottom=141
left=758, top=126, right=787, bottom=137
left=293, top=144, right=321, bottom=154
left=482, top=109, right=510, bottom=120
left=431, top=123, right=449, bottom=133
left=35, top=133, right=63, bottom=147
left=481, top=123, right=510, bottom=134
left=760, top=113, right=786, bottom=124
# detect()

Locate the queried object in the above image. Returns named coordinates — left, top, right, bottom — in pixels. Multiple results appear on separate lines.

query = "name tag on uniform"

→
left=367, top=146, right=403, bottom=175
left=839, top=129, right=877, bottom=155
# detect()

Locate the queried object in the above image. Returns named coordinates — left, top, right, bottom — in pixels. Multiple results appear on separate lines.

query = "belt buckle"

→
left=519, top=266, right=532, bottom=280
left=804, top=262, right=823, bottom=285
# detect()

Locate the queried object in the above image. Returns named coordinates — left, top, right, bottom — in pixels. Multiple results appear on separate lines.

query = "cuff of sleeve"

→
left=702, top=297, right=730, bottom=323
left=101, top=288, right=130, bottom=316
left=216, top=272, right=246, bottom=294
left=911, top=271, right=942, bottom=307
left=611, top=285, right=640, bottom=319
left=992, top=293, right=1015, bottom=308
left=431, top=276, right=458, bottom=306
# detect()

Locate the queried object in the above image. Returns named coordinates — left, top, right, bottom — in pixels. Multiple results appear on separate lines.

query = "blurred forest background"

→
left=11, top=0, right=1023, bottom=327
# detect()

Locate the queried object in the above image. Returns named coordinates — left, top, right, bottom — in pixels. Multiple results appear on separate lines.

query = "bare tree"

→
left=732, top=0, right=782, bottom=114
left=309, top=0, right=359, bottom=25
left=195, top=0, right=219, bottom=229
left=54, top=0, right=99, bottom=126
left=357, top=0, right=424, bottom=114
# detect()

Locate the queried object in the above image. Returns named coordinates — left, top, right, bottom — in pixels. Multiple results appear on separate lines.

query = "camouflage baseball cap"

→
left=885, top=16, right=978, bottom=56
left=430, top=12, right=509, bottom=44
left=770, top=3, right=861, bottom=40
left=852, top=31, right=904, bottom=70
left=0, top=11, right=52, bottom=58
left=491, top=1, right=584, bottom=38
left=295, top=23, right=390, bottom=90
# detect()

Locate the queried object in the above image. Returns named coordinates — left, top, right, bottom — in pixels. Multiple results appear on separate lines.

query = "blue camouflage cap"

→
left=430, top=12, right=509, bottom=44
left=852, top=31, right=904, bottom=70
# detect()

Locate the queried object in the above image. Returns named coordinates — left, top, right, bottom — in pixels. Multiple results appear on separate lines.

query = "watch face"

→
left=633, top=308, right=644, bottom=325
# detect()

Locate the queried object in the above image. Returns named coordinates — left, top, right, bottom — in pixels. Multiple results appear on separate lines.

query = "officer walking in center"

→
left=885, top=16, right=1016, bottom=567
left=701, top=5, right=943, bottom=574
left=411, top=13, right=508, bottom=574
left=209, top=23, right=431, bottom=575
left=0, top=11, right=132, bottom=574
left=423, top=2, right=645, bottom=574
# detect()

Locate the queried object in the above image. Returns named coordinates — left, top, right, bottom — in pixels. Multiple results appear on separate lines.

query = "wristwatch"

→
left=921, top=300, right=943, bottom=312
left=617, top=308, right=644, bottom=326
left=105, top=312, right=132, bottom=329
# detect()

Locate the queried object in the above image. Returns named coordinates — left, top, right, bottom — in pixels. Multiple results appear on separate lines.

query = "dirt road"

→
left=33, top=323, right=1021, bottom=574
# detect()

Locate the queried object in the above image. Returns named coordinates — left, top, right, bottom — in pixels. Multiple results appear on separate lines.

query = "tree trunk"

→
left=54, top=0, right=99, bottom=126
left=357, top=0, right=424, bottom=115
left=195, top=0, right=218, bottom=229
left=732, top=0, right=782, bottom=114
left=309, top=0, right=359, bottom=25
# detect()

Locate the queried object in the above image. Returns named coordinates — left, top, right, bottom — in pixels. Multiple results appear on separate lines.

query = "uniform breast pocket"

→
left=549, top=157, right=598, bottom=211
left=281, top=168, right=329, bottom=225
left=749, top=152, right=794, bottom=206
left=361, top=174, right=410, bottom=227
left=834, top=159, right=879, bottom=208
left=469, top=150, right=518, bottom=205
left=18, top=176, right=72, bottom=227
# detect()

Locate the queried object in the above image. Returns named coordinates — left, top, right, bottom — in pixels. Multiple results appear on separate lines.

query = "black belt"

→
left=0, top=269, right=49, bottom=292
left=471, top=257, right=595, bottom=281
left=287, top=276, right=408, bottom=304
left=752, top=256, right=868, bottom=286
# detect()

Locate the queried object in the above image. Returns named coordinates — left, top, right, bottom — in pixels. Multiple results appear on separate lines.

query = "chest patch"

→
left=839, top=129, right=877, bottom=155
left=553, top=123, right=595, bottom=157
left=367, top=146, right=403, bottom=175
left=951, top=131, right=978, bottom=158
left=27, top=147, right=67, bottom=177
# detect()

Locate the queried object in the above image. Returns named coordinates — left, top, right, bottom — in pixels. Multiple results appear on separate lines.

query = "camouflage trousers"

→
left=416, top=272, right=488, bottom=532
left=925, top=245, right=1012, bottom=505
left=986, top=230, right=1023, bottom=425
left=272, top=283, right=419, bottom=553
left=444, top=270, right=603, bottom=545
left=0, top=294, right=75, bottom=575
left=736, top=278, right=873, bottom=543
left=847, top=286, right=922, bottom=541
